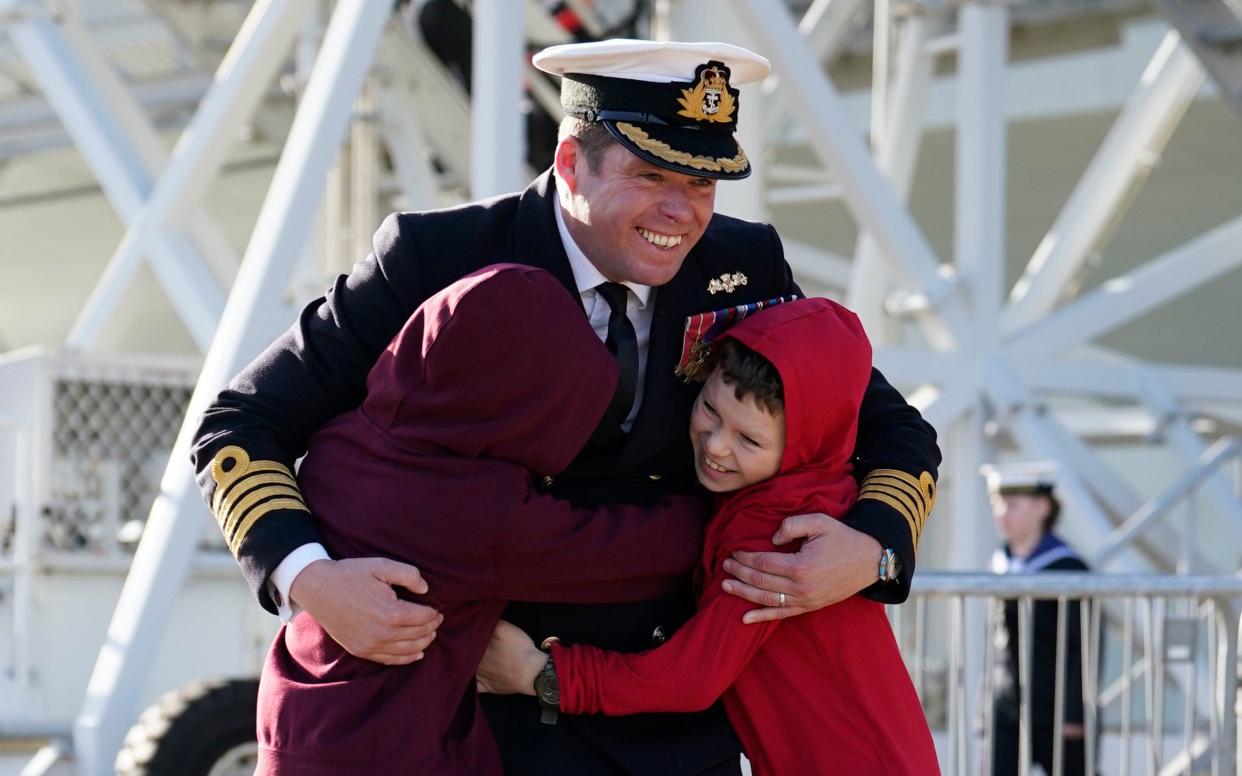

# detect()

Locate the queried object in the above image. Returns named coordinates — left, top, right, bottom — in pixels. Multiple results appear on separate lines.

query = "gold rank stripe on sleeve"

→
left=858, top=469, right=936, bottom=550
left=209, top=445, right=310, bottom=556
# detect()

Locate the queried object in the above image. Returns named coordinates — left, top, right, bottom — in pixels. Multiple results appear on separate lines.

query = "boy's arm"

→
left=552, top=579, right=778, bottom=714
left=524, top=509, right=789, bottom=715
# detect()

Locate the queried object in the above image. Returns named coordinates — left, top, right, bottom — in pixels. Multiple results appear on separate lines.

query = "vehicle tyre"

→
left=115, top=677, right=259, bottom=776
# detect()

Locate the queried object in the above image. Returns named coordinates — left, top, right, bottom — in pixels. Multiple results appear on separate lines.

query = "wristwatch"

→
left=878, top=546, right=902, bottom=583
left=533, top=654, right=560, bottom=724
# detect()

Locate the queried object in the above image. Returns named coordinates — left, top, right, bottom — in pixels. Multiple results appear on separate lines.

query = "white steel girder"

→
left=67, top=0, right=316, bottom=352
left=470, top=0, right=525, bottom=198
left=1005, top=214, right=1242, bottom=358
left=731, top=0, right=969, bottom=350
left=1003, top=32, right=1206, bottom=335
left=5, top=3, right=231, bottom=351
left=72, top=1, right=395, bottom=772
left=848, top=7, right=938, bottom=340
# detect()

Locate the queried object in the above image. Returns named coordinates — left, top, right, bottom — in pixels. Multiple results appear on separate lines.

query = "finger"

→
left=723, top=557, right=794, bottom=591
left=725, top=548, right=794, bottom=578
left=375, top=630, right=438, bottom=654
left=372, top=558, right=428, bottom=595
left=386, top=603, right=444, bottom=629
left=772, top=513, right=830, bottom=545
left=362, top=650, right=426, bottom=666
left=383, top=620, right=443, bottom=647
left=741, top=605, right=808, bottom=624
left=721, top=578, right=789, bottom=609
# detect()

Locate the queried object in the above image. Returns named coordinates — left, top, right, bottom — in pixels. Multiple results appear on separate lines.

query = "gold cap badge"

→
left=677, top=61, right=737, bottom=124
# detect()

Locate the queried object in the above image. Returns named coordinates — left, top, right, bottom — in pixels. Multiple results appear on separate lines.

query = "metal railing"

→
left=894, top=573, right=1242, bottom=776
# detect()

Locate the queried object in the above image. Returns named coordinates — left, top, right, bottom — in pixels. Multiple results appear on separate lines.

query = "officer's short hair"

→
left=708, top=338, right=784, bottom=417
left=558, top=117, right=619, bottom=173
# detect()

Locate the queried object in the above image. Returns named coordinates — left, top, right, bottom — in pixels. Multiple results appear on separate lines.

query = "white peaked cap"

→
left=980, top=461, right=1061, bottom=493
left=534, top=39, right=771, bottom=85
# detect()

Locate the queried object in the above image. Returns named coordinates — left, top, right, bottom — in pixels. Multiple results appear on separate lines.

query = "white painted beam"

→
left=470, top=0, right=524, bottom=198
left=10, top=13, right=226, bottom=351
left=1006, top=215, right=1242, bottom=358
left=1004, top=32, right=1204, bottom=336
left=916, top=381, right=979, bottom=436
left=1017, top=356, right=1242, bottom=405
left=955, top=1, right=1008, bottom=345
left=1140, top=379, right=1242, bottom=551
left=67, top=0, right=315, bottom=351
left=782, top=237, right=853, bottom=289
left=731, top=0, right=967, bottom=349
left=873, top=345, right=967, bottom=387
left=848, top=10, right=936, bottom=341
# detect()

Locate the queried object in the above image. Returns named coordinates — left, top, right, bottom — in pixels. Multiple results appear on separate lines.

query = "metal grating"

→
left=48, top=377, right=191, bottom=554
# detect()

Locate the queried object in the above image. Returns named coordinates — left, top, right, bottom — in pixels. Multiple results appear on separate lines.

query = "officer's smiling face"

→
left=557, top=139, right=716, bottom=286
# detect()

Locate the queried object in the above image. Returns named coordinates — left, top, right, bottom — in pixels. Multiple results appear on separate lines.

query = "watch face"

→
left=535, top=660, right=559, bottom=705
left=881, top=548, right=901, bottom=582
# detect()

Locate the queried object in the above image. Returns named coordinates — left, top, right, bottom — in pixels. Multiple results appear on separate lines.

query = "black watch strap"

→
left=533, top=654, right=560, bottom=725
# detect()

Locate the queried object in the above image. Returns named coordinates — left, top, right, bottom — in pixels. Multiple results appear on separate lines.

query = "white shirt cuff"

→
left=269, top=543, right=331, bottom=623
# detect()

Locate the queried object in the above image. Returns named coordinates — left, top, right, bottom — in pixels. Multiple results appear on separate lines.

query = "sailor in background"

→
left=986, top=463, right=1090, bottom=776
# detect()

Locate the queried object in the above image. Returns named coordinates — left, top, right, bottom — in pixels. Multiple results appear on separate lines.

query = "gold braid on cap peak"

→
left=614, top=122, right=748, bottom=174
left=858, top=469, right=936, bottom=552
left=210, top=445, right=309, bottom=556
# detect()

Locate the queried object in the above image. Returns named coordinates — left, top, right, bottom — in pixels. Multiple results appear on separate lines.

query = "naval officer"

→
left=193, top=39, right=941, bottom=773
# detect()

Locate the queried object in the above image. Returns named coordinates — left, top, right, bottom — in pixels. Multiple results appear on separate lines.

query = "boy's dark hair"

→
left=707, top=339, right=784, bottom=416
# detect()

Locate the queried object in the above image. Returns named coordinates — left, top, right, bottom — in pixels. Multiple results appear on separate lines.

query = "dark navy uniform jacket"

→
left=192, top=169, right=941, bottom=774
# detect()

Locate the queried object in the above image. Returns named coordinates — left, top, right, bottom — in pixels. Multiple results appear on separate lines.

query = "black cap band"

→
left=561, top=65, right=740, bottom=133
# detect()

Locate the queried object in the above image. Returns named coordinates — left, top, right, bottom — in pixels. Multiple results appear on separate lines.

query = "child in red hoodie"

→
left=481, top=297, right=940, bottom=775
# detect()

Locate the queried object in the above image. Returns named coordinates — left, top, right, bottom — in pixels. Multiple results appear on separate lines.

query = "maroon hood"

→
left=360, top=263, right=619, bottom=475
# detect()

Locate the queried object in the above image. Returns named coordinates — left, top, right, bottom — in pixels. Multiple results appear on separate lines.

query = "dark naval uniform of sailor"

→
left=192, top=39, right=941, bottom=775
left=991, top=533, right=1089, bottom=776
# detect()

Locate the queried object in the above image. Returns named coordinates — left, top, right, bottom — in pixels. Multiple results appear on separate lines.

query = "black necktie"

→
left=595, top=282, right=639, bottom=426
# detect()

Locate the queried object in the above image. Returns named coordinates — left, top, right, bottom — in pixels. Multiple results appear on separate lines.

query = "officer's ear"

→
left=554, top=138, right=583, bottom=193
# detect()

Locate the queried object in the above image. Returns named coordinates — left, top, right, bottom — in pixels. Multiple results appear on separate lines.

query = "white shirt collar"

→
left=553, top=190, right=652, bottom=309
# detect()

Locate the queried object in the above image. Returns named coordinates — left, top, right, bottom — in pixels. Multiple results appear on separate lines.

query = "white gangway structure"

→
left=0, top=0, right=1239, bottom=773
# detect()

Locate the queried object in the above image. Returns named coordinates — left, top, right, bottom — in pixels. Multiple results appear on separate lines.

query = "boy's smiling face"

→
left=690, top=367, right=786, bottom=493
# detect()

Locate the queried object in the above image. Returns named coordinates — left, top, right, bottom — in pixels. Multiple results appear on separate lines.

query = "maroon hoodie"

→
left=256, top=264, right=707, bottom=775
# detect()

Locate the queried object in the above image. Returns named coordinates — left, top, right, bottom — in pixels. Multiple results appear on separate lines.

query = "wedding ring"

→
left=778, top=592, right=787, bottom=608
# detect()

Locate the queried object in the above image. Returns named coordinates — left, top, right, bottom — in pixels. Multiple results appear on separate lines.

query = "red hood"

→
left=720, top=297, right=872, bottom=478
left=361, top=264, right=619, bottom=475
left=699, top=297, right=874, bottom=584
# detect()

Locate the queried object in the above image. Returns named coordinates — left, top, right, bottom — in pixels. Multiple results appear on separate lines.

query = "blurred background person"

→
left=986, top=463, right=1090, bottom=776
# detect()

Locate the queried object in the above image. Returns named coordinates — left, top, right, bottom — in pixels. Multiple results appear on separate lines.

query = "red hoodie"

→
left=256, top=265, right=708, bottom=775
left=553, top=298, right=940, bottom=775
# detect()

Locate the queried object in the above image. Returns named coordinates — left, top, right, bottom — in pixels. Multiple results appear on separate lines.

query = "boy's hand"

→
left=476, top=620, right=544, bottom=695
left=721, top=514, right=880, bottom=623
left=291, top=558, right=443, bottom=664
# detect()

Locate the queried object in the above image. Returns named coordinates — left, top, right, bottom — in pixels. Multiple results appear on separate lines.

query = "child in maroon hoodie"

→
left=482, top=298, right=940, bottom=775
left=254, top=264, right=708, bottom=775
